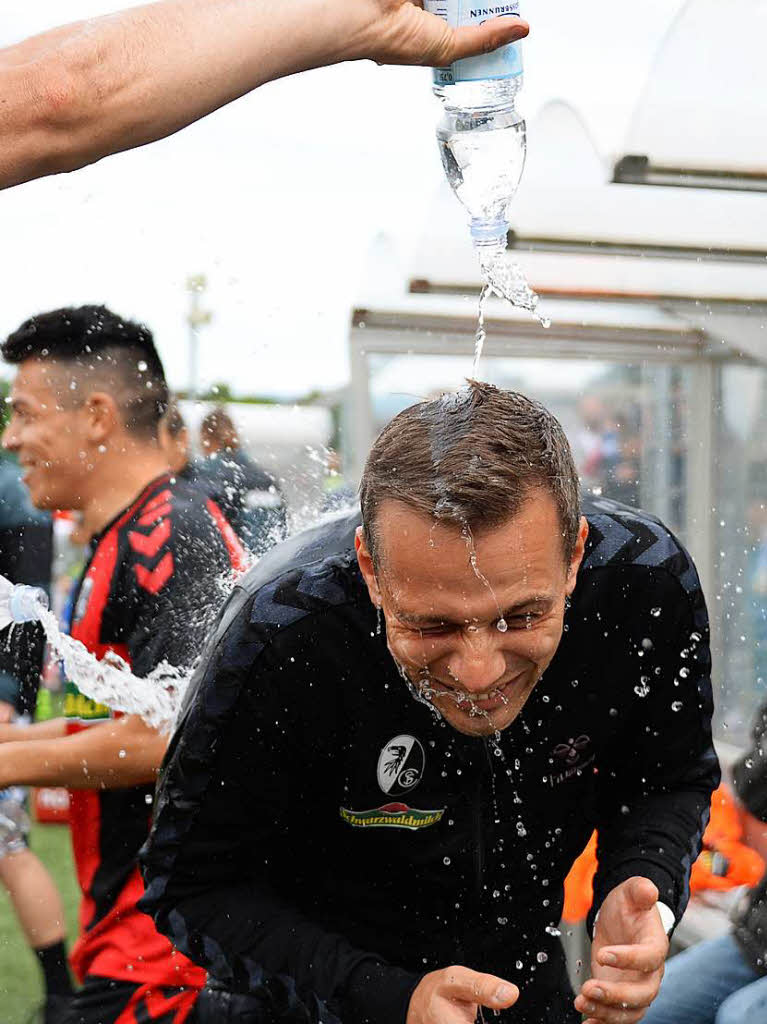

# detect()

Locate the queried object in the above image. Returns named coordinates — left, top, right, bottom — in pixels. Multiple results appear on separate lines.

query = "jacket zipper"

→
left=473, top=748, right=486, bottom=898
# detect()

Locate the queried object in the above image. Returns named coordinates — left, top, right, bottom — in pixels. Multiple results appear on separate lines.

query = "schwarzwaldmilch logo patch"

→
left=340, top=735, right=444, bottom=830
left=340, top=804, right=445, bottom=831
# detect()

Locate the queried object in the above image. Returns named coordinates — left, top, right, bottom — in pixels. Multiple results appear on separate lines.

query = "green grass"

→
left=0, top=822, right=80, bottom=1023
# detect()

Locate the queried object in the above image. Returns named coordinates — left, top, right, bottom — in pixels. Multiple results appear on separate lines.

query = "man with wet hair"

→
left=0, top=305, right=245, bottom=1024
left=0, top=0, right=528, bottom=190
left=142, top=381, right=719, bottom=1024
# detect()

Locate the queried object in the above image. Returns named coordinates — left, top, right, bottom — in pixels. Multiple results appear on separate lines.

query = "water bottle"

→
left=0, top=575, right=48, bottom=631
left=425, top=2, right=526, bottom=254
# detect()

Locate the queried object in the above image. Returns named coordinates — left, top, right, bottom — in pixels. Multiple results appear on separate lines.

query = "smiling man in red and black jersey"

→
left=0, top=305, right=246, bottom=1024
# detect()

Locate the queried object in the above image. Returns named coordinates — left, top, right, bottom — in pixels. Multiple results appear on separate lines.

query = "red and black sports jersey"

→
left=65, top=472, right=245, bottom=988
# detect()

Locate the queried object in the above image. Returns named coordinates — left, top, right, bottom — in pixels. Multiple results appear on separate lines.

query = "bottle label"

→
left=424, top=1, right=523, bottom=84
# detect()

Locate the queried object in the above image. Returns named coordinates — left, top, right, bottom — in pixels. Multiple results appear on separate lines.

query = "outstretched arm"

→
left=0, top=0, right=528, bottom=189
left=0, top=714, right=167, bottom=788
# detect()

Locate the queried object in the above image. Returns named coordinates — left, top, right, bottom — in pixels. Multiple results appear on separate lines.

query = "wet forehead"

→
left=377, top=498, right=566, bottom=617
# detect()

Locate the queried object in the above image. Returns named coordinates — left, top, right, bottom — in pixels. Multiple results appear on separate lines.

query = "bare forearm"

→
left=0, top=0, right=372, bottom=188
left=0, top=0, right=528, bottom=189
left=0, top=718, right=67, bottom=742
left=0, top=717, right=167, bottom=789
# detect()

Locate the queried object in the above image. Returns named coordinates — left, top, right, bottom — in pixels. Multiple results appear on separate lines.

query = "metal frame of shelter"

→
left=348, top=288, right=766, bottom=604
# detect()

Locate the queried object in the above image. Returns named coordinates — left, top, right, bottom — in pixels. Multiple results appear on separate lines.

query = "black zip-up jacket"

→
left=141, top=496, right=720, bottom=1023
left=732, top=697, right=767, bottom=973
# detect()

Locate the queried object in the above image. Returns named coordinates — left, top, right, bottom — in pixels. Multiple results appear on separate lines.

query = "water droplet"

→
left=118, top=749, right=126, bottom=758
left=536, top=952, right=548, bottom=963
left=137, top=360, right=148, bottom=372
left=671, top=701, right=683, bottom=712
left=443, top=856, right=451, bottom=866
left=496, top=617, right=508, bottom=633
left=516, top=960, right=523, bottom=970
left=651, top=607, right=662, bottom=618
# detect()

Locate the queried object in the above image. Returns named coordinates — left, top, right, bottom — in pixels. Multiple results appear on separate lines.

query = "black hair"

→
left=2, top=305, right=169, bottom=437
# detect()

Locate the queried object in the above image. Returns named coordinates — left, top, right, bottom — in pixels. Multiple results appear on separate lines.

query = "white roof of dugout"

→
left=407, top=98, right=767, bottom=297
left=354, top=0, right=767, bottom=372
left=624, top=0, right=767, bottom=174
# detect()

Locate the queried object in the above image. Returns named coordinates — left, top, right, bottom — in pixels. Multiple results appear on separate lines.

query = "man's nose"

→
left=448, top=630, right=506, bottom=692
left=2, top=420, right=19, bottom=452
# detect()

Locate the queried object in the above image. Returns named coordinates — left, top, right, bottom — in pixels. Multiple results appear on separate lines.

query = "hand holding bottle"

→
left=357, top=1, right=528, bottom=67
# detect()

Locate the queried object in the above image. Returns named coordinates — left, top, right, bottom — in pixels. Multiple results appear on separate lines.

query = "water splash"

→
left=37, top=605, right=189, bottom=732
left=0, top=575, right=226, bottom=732
left=473, top=243, right=550, bottom=378
left=478, top=244, right=550, bottom=329
left=472, top=284, right=492, bottom=379
left=461, top=522, right=507, bottom=631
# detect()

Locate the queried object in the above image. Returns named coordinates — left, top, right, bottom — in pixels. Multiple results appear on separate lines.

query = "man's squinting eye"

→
left=418, top=624, right=454, bottom=637
left=507, top=612, right=543, bottom=627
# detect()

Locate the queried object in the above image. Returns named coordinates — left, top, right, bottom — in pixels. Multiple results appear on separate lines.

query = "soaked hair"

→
left=2, top=304, right=168, bottom=438
left=360, top=381, right=580, bottom=565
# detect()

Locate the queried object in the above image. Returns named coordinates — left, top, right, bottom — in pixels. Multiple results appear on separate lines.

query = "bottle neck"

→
left=471, top=218, right=509, bottom=251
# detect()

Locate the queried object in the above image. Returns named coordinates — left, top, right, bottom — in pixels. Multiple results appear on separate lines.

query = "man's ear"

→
left=84, top=392, right=121, bottom=445
left=565, top=516, right=589, bottom=596
left=355, top=526, right=382, bottom=608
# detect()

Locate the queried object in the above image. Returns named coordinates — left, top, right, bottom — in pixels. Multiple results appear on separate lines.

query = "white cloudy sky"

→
left=0, top=0, right=686, bottom=397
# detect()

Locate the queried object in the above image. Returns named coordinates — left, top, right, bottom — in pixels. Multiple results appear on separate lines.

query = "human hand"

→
left=407, top=965, right=518, bottom=1023
left=356, top=1, right=529, bottom=68
left=575, top=877, right=668, bottom=1024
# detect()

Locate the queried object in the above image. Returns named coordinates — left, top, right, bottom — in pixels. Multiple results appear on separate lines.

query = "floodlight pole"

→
left=186, top=274, right=212, bottom=401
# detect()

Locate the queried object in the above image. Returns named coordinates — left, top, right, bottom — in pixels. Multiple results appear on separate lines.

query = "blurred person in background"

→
left=157, top=398, right=192, bottom=478
left=643, top=700, right=767, bottom=1024
left=0, top=460, right=73, bottom=1023
left=321, top=448, right=356, bottom=515
left=0, top=304, right=245, bottom=1024
left=0, top=1, right=528, bottom=190
left=198, top=406, right=285, bottom=557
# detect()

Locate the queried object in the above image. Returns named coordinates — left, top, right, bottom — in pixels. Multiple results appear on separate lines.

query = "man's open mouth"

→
left=425, top=673, right=526, bottom=711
